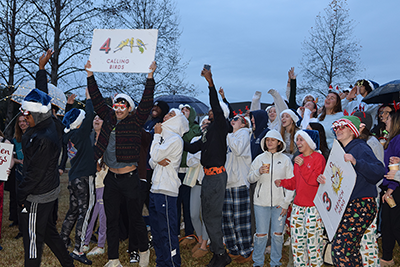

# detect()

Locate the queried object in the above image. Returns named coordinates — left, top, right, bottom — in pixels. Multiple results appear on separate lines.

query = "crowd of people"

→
left=0, top=50, right=399, bottom=267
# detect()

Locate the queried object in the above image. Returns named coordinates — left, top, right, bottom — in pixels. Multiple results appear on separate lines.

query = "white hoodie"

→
left=247, top=129, right=295, bottom=209
left=149, top=109, right=189, bottom=197
left=225, top=127, right=252, bottom=189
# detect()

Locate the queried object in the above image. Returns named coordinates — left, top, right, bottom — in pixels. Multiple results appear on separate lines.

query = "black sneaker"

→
left=70, top=252, right=92, bottom=265
left=207, top=253, right=218, bottom=267
left=130, top=251, right=140, bottom=263
left=213, top=251, right=231, bottom=267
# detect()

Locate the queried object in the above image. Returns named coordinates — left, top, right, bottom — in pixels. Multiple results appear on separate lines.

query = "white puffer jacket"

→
left=149, top=109, right=189, bottom=197
left=247, top=129, right=295, bottom=209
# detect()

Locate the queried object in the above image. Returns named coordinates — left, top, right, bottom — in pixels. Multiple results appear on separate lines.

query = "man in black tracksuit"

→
left=184, top=68, right=232, bottom=267
left=18, top=89, right=73, bottom=267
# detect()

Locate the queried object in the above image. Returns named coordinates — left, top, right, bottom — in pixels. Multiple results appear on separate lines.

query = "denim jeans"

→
left=253, top=205, right=286, bottom=267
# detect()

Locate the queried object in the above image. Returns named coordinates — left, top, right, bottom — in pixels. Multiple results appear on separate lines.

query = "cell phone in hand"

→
left=203, top=64, right=211, bottom=70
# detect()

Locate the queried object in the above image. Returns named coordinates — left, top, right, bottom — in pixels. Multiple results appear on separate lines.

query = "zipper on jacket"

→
left=270, top=154, right=273, bottom=207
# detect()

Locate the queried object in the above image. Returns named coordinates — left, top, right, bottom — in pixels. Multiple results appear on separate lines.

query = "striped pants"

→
left=21, top=200, right=74, bottom=267
left=290, top=204, right=324, bottom=267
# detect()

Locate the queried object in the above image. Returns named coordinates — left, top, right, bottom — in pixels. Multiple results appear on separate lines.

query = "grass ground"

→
left=0, top=173, right=398, bottom=266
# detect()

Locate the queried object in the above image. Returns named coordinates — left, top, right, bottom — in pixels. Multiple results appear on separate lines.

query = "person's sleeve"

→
left=65, top=103, right=73, bottom=113
left=288, top=79, right=298, bottom=109
left=184, top=137, right=202, bottom=154
left=223, top=98, right=234, bottom=119
left=250, top=91, right=262, bottom=111
left=87, top=76, right=110, bottom=119
left=210, top=85, right=224, bottom=123
left=268, top=89, right=288, bottom=128
left=300, top=109, right=312, bottom=129
left=393, top=171, right=400, bottom=183
left=247, top=156, right=263, bottom=184
left=77, top=99, right=94, bottom=136
left=227, top=131, right=250, bottom=157
left=280, top=176, right=296, bottom=191
left=18, top=139, right=58, bottom=204
left=135, top=78, right=155, bottom=126
left=58, top=143, right=68, bottom=171
left=281, top=160, right=295, bottom=209
left=35, top=70, right=48, bottom=94
left=186, top=137, right=201, bottom=168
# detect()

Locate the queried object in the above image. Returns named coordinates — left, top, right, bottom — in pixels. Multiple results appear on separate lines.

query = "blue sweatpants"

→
left=149, top=193, right=180, bottom=267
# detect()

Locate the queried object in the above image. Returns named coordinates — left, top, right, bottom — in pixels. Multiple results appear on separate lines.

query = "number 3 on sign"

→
left=100, top=38, right=111, bottom=54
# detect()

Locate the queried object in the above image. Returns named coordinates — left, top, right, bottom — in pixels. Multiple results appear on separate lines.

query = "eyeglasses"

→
left=112, top=103, right=127, bottom=111
left=19, top=107, right=30, bottom=116
left=333, top=125, right=347, bottom=132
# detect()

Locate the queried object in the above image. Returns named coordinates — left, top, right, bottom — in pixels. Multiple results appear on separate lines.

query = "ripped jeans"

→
left=253, top=205, right=286, bottom=267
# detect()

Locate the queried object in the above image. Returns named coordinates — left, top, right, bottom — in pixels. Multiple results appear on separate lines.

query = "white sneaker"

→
left=88, top=246, right=105, bottom=256
left=82, top=245, right=89, bottom=252
left=139, top=249, right=150, bottom=267
left=104, top=259, right=123, bottom=267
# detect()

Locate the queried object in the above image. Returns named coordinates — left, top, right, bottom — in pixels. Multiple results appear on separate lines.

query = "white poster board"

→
left=0, top=142, right=14, bottom=181
left=88, top=29, right=158, bottom=73
left=314, top=140, right=356, bottom=241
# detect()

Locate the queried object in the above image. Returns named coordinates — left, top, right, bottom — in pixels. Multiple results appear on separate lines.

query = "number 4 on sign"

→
left=100, top=38, right=111, bottom=54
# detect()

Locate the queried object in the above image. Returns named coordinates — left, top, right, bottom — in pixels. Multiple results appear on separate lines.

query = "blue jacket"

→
left=250, top=110, right=269, bottom=160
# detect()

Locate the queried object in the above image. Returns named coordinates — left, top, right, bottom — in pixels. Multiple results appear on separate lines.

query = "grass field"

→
left=0, top=173, right=398, bottom=266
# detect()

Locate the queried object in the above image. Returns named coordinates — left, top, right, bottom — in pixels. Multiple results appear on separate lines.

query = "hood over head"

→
left=260, top=129, right=286, bottom=153
left=250, top=110, right=269, bottom=137
left=179, top=104, right=197, bottom=124
left=162, top=108, right=189, bottom=137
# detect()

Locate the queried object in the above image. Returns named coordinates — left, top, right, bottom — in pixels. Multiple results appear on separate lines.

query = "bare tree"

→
left=97, top=0, right=196, bottom=101
left=0, top=0, right=36, bottom=137
left=299, top=0, right=362, bottom=97
left=21, top=0, right=99, bottom=90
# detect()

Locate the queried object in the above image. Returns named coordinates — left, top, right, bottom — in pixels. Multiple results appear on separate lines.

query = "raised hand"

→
left=39, top=49, right=54, bottom=70
left=85, top=60, right=93, bottom=77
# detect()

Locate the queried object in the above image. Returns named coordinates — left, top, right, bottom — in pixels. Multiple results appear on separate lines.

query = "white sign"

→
left=314, top=140, right=357, bottom=241
left=88, top=29, right=158, bottom=73
left=0, top=142, right=14, bottom=181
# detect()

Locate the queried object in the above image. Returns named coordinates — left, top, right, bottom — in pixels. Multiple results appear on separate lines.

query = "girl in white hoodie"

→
left=222, top=115, right=253, bottom=263
left=148, top=108, right=189, bottom=267
left=248, top=129, right=295, bottom=267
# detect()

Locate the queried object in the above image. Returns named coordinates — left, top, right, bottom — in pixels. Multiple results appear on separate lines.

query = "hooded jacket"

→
left=225, top=127, right=252, bottom=189
left=18, top=116, right=60, bottom=205
left=63, top=100, right=96, bottom=181
left=149, top=109, right=189, bottom=197
left=186, top=136, right=204, bottom=183
left=250, top=110, right=269, bottom=160
left=180, top=105, right=201, bottom=168
left=247, top=130, right=295, bottom=209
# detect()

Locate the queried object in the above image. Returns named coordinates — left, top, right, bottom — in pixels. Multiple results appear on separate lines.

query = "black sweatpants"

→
left=21, top=200, right=74, bottom=267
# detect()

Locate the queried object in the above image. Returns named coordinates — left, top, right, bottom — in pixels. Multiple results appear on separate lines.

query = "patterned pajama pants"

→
left=290, top=204, right=323, bottom=267
left=359, top=213, right=379, bottom=266
left=222, top=185, right=253, bottom=258
left=332, top=197, right=376, bottom=267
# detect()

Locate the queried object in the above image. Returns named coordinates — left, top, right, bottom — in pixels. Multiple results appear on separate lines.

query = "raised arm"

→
left=36, top=49, right=54, bottom=93
left=135, top=61, right=157, bottom=126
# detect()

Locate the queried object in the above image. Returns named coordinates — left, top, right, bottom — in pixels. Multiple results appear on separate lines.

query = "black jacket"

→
left=18, top=117, right=61, bottom=204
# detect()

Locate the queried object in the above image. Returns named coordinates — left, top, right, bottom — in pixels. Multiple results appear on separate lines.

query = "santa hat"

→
left=295, top=129, right=320, bottom=151
left=280, top=109, right=302, bottom=128
left=114, top=93, right=135, bottom=109
left=21, top=89, right=52, bottom=114
left=332, top=116, right=361, bottom=137
left=62, top=108, right=86, bottom=133
left=367, top=80, right=379, bottom=91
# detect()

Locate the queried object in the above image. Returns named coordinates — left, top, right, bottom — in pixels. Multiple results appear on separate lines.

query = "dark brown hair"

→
left=14, top=113, right=25, bottom=143
left=384, top=110, right=400, bottom=150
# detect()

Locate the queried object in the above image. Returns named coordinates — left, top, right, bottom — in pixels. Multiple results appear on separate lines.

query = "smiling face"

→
left=18, top=115, right=29, bottom=132
left=281, top=113, right=294, bottom=128
left=201, top=118, right=210, bottom=132
left=151, top=105, right=162, bottom=118
left=93, top=115, right=103, bottom=132
left=251, top=115, right=256, bottom=131
left=268, top=106, right=277, bottom=122
left=113, top=101, right=131, bottom=120
left=296, top=135, right=312, bottom=155
left=334, top=125, right=354, bottom=146
left=324, top=93, right=338, bottom=110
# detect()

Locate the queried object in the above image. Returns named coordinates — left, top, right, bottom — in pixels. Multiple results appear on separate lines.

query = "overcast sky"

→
left=174, top=0, right=400, bottom=106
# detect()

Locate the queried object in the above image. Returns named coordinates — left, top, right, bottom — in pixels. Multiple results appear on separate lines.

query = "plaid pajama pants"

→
left=222, top=185, right=253, bottom=258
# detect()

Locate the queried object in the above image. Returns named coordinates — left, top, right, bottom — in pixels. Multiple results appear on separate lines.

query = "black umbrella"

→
left=154, top=94, right=209, bottom=115
left=363, top=80, right=400, bottom=104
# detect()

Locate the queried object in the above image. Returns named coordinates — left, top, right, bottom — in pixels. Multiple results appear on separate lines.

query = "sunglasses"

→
left=232, top=116, right=244, bottom=122
left=19, top=107, right=30, bottom=116
left=333, top=125, right=348, bottom=132
left=112, top=103, right=127, bottom=111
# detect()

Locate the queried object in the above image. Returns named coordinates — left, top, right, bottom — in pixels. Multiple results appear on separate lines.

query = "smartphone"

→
left=203, top=64, right=211, bottom=70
